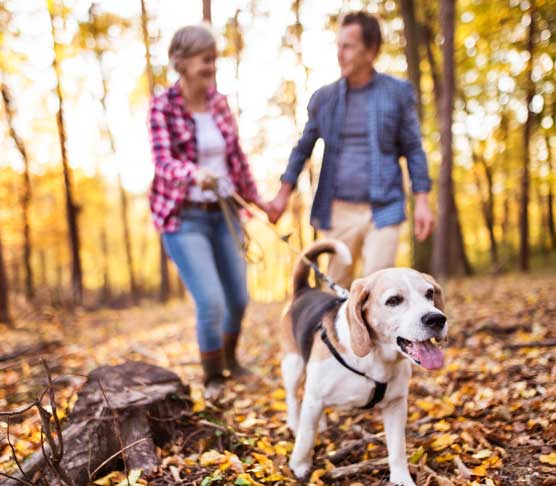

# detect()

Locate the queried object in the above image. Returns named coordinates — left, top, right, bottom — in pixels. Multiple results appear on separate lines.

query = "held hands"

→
left=414, top=193, right=434, bottom=241
left=265, top=182, right=293, bottom=224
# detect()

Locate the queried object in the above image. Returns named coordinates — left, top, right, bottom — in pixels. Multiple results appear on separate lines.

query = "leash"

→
left=206, top=174, right=348, bottom=299
left=228, top=190, right=350, bottom=300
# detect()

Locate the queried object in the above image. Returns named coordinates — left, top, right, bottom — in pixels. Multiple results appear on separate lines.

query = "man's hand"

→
left=267, top=182, right=293, bottom=224
left=414, top=193, right=434, bottom=241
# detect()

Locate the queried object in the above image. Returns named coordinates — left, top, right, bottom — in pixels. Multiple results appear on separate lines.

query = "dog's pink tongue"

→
left=413, top=341, right=444, bottom=370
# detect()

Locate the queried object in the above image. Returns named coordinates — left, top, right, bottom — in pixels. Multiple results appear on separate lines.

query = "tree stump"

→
left=3, top=361, right=192, bottom=486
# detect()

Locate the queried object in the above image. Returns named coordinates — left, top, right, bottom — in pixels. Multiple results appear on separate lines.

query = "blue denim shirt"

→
left=281, top=73, right=431, bottom=230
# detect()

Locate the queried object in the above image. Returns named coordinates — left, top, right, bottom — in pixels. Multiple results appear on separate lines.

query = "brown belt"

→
left=182, top=199, right=233, bottom=212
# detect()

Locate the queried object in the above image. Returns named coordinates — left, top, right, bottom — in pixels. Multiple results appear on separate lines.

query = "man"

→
left=268, top=11, right=434, bottom=288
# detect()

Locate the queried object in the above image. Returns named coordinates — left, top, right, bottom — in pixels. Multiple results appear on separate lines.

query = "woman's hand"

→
left=252, top=199, right=271, bottom=219
left=196, top=168, right=218, bottom=191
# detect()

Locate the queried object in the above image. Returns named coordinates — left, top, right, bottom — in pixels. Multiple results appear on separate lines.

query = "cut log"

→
left=1, top=361, right=192, bottom=486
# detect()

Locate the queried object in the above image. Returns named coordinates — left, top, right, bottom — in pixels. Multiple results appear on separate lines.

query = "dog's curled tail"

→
left=293, top=239, right=352, bottom=295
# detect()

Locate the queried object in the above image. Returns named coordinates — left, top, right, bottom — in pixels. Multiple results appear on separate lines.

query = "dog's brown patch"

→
left=346, top=278, right=374, bottom=357
left=421, top=273, right=445, bottom=311
left=280, top=307, right=297, bottom=355
left=310, top=307, right=345, bottom=361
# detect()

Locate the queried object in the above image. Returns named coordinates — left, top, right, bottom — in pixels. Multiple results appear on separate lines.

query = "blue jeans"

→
left=162, top=208, right=248, bottom=353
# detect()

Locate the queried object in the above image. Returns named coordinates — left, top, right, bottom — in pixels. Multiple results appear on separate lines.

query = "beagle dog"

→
left=280, top=239, right=447, bottom=485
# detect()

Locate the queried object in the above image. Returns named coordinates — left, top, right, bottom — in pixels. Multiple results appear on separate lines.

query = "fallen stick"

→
left=420, top=464, right=455, bottom=486
left=453, top=455, right=473, bottom=479
left=324, top=458, right=389, bottom=479
left=0, top=340, right=61, bottom=362
left=325, top=433, right=384, bottom=465
left=505, top=339, right=556, bottom=350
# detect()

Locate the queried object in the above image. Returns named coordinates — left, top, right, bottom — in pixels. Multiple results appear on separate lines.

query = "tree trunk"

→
left=480, top=158, right=498, bottom=264
left=432, top=0, right=470, bottom=278
left=3, top=362, right=192, bottom=486
left=90, top=6, right=139, bottom=302
left=232, top=9, right=242, bottom=117
left=422, top=20, right=442, bottom=114
left=47, top=0, right=84, bottom=305
left=499, top=111, right=512, bottom=249
left=538, top=185, right=549, bottom=256
left=519, top=0, right=536, bottom=271
left=0, top=81, right=34, bottom=301
left=140, top=0, right=171, bottom=302
left=39, top=249, right=47, bottom=286
left=11, top=260, right=20, bottom=294
left=399, top=0, right=422, bottom=119
left=0, top=233, right=11, bottom=325
left=100, top=227, right=111, bottom=301
left=203, top=0, right=211, bottom=23
left=470, top=147, right=498, bottom=265
left=399, top=0, right=433, bottom=272
left=287, top=0, right=314, bottom=245
left=546, top=132, right=556, bottom=250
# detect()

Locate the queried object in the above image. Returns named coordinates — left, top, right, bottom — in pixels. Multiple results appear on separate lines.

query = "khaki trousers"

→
left=323, top=200, right=401, bottom=289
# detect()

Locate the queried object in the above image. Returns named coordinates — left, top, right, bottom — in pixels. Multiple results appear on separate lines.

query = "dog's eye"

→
left=425, top=288, right=434, bottom=300
left=386, top=295, right=404, bottom=306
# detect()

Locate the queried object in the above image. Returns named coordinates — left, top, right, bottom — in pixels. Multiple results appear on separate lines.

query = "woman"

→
left=148, top=24, right=267, bottom=399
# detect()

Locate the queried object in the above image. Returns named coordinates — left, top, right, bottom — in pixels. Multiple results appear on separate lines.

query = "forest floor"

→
left=1, top=273, right=556, bottom=486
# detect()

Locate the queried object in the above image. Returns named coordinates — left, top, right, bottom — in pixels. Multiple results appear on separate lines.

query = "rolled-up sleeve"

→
left=281, top=91, right=320, bottom=186
left=399, top=82, right=431, bottom=193
left=149, top=98, right=197, bottom=186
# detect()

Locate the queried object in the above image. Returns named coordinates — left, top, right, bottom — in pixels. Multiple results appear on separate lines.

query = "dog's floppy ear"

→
left=421, top=273, right=445, bottom=311
left=347, top=278, right=373, bottom=357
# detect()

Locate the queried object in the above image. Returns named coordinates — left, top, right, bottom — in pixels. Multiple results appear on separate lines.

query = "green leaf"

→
left=201, top=477, right=213, bottom=486
left=409, top=446, right=425, bottom=464
left=234, top=478, right=251, bottom=486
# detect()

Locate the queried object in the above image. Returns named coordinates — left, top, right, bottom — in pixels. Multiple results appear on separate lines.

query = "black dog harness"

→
left=317, top=322, right=388, bottom=409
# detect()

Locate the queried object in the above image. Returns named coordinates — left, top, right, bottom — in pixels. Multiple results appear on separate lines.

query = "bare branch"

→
left=6, top=419, right=34, bottom=484
left=42, top=359, right=64, bottom=460
left=89, top=438, right=148, bottom=479
left=97, top=379, right=130, bottom=484
left=0, top=471, right=35, bottom=486
left=0, top=402, right=37, bottom=417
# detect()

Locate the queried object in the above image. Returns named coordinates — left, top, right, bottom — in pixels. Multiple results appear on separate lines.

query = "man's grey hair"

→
left=168, top=24, right=216, bottom=69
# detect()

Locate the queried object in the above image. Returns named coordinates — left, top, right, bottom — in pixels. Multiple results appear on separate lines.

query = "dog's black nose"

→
left=421, top=312, right=446, bottom=330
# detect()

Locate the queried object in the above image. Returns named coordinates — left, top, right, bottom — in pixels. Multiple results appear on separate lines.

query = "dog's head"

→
left=346, top=268, right=447, bottom=370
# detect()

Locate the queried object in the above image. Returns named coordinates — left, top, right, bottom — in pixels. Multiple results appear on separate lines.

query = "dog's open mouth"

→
left=396, top=337, right=444, bottom=370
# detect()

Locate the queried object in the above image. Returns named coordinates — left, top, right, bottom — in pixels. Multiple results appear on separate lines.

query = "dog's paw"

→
left=389, top=471, right=416, bottom=486
left=289, top=458, right=311, bottom=479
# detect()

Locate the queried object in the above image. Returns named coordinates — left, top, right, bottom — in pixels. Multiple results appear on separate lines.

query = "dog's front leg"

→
left=281, top=353, right=304, bottom=433
left=289, top=395, right=323, bottom=479
left=382, top=396, right=415, bottom=486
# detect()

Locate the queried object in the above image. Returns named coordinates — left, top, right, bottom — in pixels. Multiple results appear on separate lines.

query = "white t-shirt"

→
left=188, top=112, right=236, bottom=202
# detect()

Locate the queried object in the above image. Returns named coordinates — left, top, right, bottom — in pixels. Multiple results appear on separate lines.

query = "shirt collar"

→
left=168, top=81, right=218, bottom=112
left=340, top=68, right=379, bottom=96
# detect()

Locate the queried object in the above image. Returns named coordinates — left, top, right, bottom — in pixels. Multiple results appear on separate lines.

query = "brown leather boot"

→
left=223, top=333, right=252, bottom=378
left=200, top=349, right=226, bottom=400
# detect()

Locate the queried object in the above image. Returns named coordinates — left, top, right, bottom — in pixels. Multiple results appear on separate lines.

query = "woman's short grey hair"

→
left=168, top=24, right=216, bottom=69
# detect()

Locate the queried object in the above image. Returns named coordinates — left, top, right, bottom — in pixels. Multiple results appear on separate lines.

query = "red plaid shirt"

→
left=148, top=82, right=260, bottom=232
